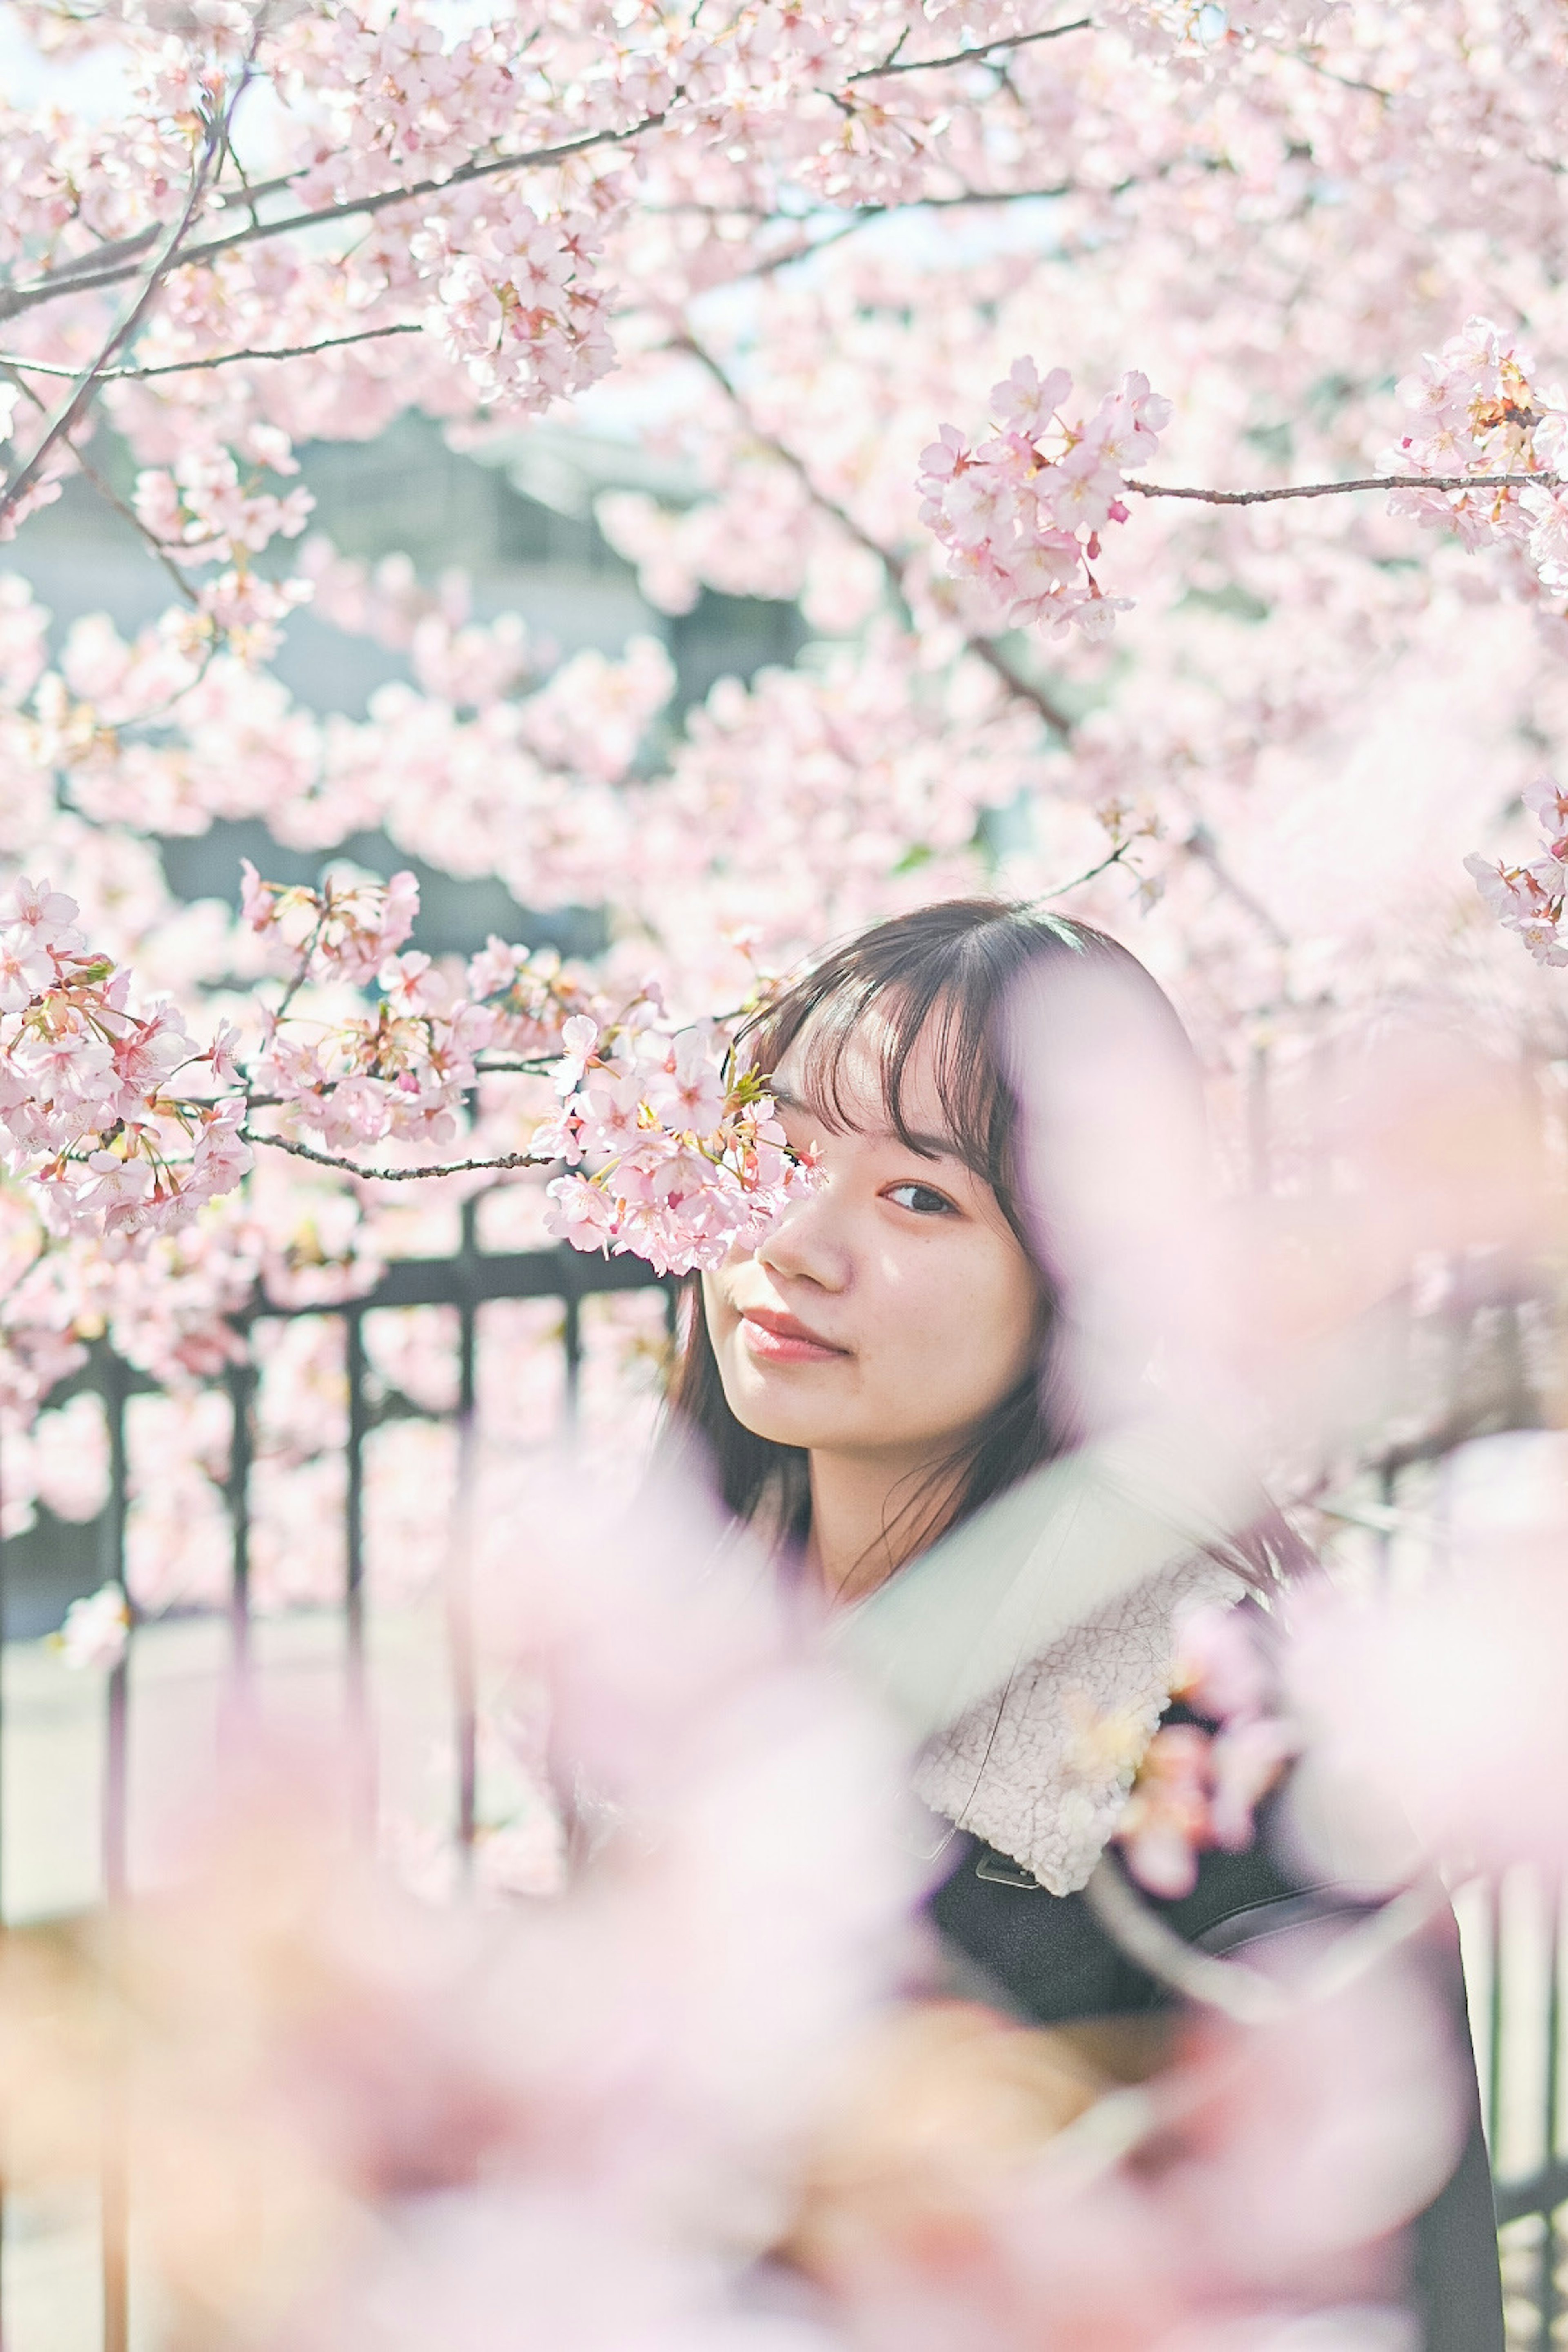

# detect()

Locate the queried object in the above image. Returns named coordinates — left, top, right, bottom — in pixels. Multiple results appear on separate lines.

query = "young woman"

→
left=669, top=896, right=1503, bottom=2352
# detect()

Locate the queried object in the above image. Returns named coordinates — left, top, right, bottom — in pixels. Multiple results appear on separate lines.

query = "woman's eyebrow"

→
left=768, top=1080, right=960, bottom=1162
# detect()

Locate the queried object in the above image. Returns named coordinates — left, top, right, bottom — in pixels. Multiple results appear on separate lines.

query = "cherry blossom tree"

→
left=10, top=16, right=1568, bottom=2335
left=2, top=0, right=1568, bottom=1590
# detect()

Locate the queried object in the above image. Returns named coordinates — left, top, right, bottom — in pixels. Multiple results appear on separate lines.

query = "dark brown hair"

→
left=666, top=897, right=1306, bottom=1587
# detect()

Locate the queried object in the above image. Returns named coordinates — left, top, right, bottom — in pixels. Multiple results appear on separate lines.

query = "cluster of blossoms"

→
left=131, top=435, right=316, bottom=661
left=917, top=360, right=1173, bottom=640
left=1383, top=317, right=1568, bottom=596
left=239, top=865, right=815, bottom=1274
left=539, top=1011, right=817, bottom=1278
left=243, top=866, right=499, bottom=1154
left=0, top=856, right=815, bottom=1288
left=411, top=200, right=615, bottom=417
left=0, top=874, right=250, bottom=1241
left=1464, top=776, right=1568, bottom=966
left=1113, top=1601, right=1298, bottom=1899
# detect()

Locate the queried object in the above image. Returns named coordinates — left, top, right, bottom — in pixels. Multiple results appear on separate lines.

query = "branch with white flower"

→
left=0, top=862, right=815, bottom=1281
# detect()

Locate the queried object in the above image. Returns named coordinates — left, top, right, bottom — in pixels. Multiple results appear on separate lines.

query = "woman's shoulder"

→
left=913, top=1554, right=1248, bottom=1900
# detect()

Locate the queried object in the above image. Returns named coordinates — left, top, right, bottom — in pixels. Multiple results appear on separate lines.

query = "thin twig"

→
left=1291, top=47, right=1395, bottom=102
left=847, top=17, right=1092, bottom=78
left=0, top=20, right=1100, bottom=326
left=670, top=323, right=1078, bottom=737
left=241, top=1127, right=550, bottom=1181
left=1125, top=469, right=1560, bottom=506
left=0, top=96, right=233, bottom=524
left=670, top=326, right=917, bottom=605
left=0, top=109, right=681, bottom=324
left=1040, top=840, right=1132, bottom=898
left=1182, top=824, right=1290, bottom=948
left=964, top=634, right=1076, bottom=737
left=639, top=179, right=1107, bottom=221
left=67, top=440, right=199, bottom=605
left=0, top=320, right=423, bottom=385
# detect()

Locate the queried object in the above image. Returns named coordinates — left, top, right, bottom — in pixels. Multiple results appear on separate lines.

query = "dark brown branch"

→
left=847, top=17, right=1093, bottom=79
left=1182, top=824, right=1290, bottom=948
left=1291, top=47, right=1395, bottom=103
left=1040, top=840, right=1132, bottom=899
left=671, top=325, right=1078, bottom=737
left=646, top=180, right=1081, bottom=219
left=0, top=109, right=679, bottom=324
left=0, top=116, right=227, bottom=524
left=0, top=21, right=272, bottom=520
left=1126, top=469, right=1560, bottom=506
left=69, top=440, right=198, bottom=605
left=0, top=21, right=1100, bottom=326
left=241, top=1127, right=551, bottom=1181
left=964, top=635, right=1076, bottom=737
left=0, top=320, right=422, bottom=384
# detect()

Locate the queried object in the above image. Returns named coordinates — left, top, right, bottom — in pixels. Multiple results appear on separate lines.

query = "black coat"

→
left=927, top=1820, right=1505, bottom=2352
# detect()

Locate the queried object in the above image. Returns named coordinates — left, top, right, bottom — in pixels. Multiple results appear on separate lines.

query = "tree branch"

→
left=241, top=1127, right=551, bottom=1182
left=1182, top=823, right=1290, bottom=949
left=0, top=21, right=1104, bottom=327
left=847, top=17, right=1093, bottom=79
left=68, top=439, right=200, bottom=605
left=0, top=320, right=423, bottom=385
left=964, top=633, right=1076, bottom=737
left=0, top=110, right=679, bottom=325
left=0, top=93, right=234, bottom=524
left=1040, top=840, right=1132, bottom=899
left=1126, top=469, right=1561, bottom=506
left=670, top=325, right=1078, bottom=737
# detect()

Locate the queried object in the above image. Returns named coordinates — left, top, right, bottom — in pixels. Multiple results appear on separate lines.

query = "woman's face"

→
left=703, top=1013, right=1042, bottom=1472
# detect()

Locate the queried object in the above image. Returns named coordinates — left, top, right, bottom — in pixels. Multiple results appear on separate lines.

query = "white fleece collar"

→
left=912, top=1555, right=1244, bottom=1896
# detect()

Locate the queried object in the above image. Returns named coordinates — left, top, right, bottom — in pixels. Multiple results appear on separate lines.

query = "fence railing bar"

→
left=256, top=1245, right=666, bottom=1323
left=0, top=1422, right=7, bottom=2352
left=99, top=1357, right=130, bottom=2352
left=562, top=1292, right=582, bottom=1424
left=1498, top=2154, right=1568, bottom=2229
left=345, top=1310, right=368, bottom=1704
left=451, top=1259, right=479, bottom=1863
left=225, top=1357, right=255, bottom=1682
left=1488, top=1879, right=1505, bottom=2167
left=1539, top=1883, right=1562, bottom=2352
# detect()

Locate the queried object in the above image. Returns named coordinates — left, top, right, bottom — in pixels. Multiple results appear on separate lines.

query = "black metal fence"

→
left=0, top=1229, right=1564, bottom=2351
left=0, top=1215, right=672, bottom=2352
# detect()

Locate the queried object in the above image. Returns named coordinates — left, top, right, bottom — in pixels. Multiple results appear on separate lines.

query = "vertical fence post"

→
left=100, top=1354, right=130, bottom=2352
left=1539, top=1879, right=1562, bottom=2352
left=342, top=1309, right=375, bottom=1840
left=1246, top=1033, right=1271, bottom=1196
left=226, top=1352, right=254, bottom=1688
left=345, top=1311, right=368, bottom=1714
left=562, top=1284, right=582, bottom=1427
left=0, top=1416, right=7, bottom=2352
left=448, top=1202, right=479, bottom=1868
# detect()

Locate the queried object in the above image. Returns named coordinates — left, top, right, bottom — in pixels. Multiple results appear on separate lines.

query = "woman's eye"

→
left=884, top=1180, right=958, bottom=1217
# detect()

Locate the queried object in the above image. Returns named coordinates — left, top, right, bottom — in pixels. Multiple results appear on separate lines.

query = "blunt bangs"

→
left=739, top=897, right=1101, bottom=1236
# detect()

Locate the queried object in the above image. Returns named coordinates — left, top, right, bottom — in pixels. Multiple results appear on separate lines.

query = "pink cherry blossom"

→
left=917, top=361, right=1172, bottom=640
left=57, top=1581, right=131, bottom=1671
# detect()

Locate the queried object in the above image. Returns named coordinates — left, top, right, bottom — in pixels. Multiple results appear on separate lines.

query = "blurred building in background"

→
left=3, top=414, right=805, bottom=954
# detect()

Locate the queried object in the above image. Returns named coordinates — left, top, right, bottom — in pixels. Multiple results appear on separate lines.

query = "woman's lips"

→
left=737, top=1307, right=849, bottom=1365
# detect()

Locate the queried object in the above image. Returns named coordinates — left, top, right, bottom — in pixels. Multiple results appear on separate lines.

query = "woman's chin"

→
left=724, top=1370, right=843, bottom=1451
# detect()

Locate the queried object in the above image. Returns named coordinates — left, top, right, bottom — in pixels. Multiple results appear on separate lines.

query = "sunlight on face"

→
left=702, top=1013, right=1043, bottom=1474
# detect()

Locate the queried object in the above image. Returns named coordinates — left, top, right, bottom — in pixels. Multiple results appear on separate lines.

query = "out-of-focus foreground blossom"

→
left=1285, top=1521, right=1568, bottom=1892
left=805, top=1938, right=1466, bottom=2352
left=0, top=1466, right=918, bottom=2349
left=0, top=1455, right=1482, bottom=2352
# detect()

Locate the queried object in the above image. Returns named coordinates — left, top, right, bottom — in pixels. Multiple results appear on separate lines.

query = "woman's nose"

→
left=755, top=1178, right=851, bottom=1291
